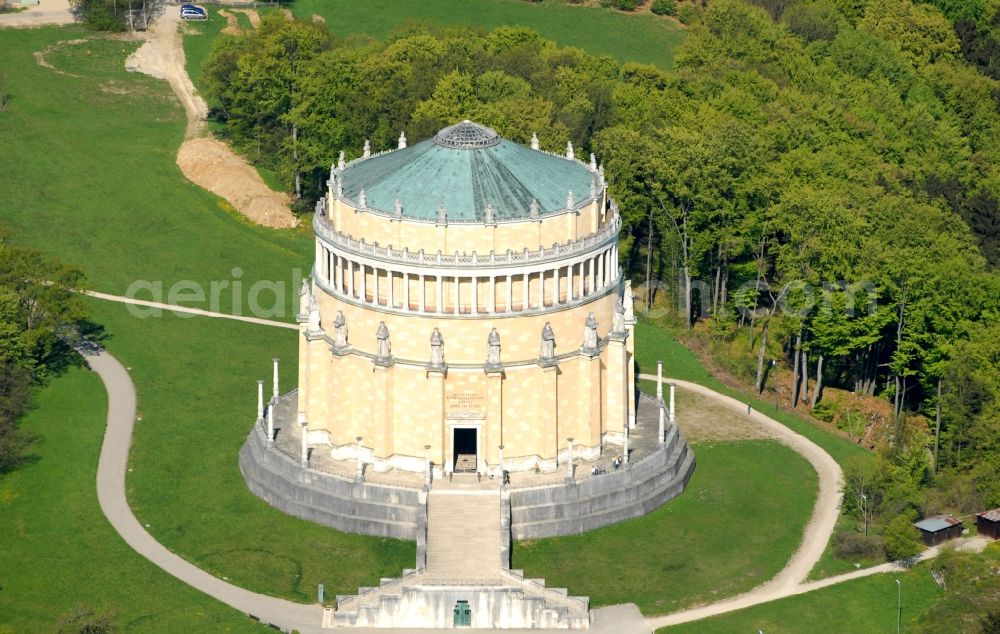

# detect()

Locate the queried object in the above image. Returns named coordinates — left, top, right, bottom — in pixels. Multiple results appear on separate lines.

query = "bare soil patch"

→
left=33, top=38, right=89, bottom=77
left=231, top=8, right=261, bottom=28
left=675, top=387, right=771, bottom=443
left=217, top=9, right=242, bottom=35
left=126, top=8, right=296, bottom=228
left=177, top=138, right=296, bottom=228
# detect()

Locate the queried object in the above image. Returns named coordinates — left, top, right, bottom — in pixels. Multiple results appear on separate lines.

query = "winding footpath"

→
left=81, top=343, right=326, bottom=633
left=81, top=291, right=942, bottom=632
left=638, top=375, right=844, bottom=629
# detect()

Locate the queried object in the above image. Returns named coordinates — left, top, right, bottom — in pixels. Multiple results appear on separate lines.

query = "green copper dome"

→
left=337, top=121, right=596, bottom=223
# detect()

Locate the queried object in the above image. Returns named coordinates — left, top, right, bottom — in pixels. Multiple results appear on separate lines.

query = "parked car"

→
left=180, top=8, right=207, bottom=19
left=180, top=3, right=200, bottom=9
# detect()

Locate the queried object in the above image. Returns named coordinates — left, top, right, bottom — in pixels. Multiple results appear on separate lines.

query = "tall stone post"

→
left=485, top=365, right=503, bottom=473
left=257, top=380, right=264, bottom=420
left=566, top=437, right=575, bottom=483
left=424, top=444, right=432, bottom=487
left=657, top=360, right=665, bottom=444
left=266, top=398, right=275, bottom=443
left=669, top=383, right=677, bottom=424
left=623, top=424, right=629, bottom=465
left=355, top=436, right=364, bottom=482
left=299, top=413, right=309, bottom=467
left=272, top=358, right=280, bottom=399
left=427, top=366, right=446, bottom=477
left=606, top=333, right=628, bottom=445
left=498, top=445, right=505, bottom=486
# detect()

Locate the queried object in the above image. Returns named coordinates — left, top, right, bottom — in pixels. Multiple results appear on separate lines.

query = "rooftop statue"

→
left=583, top=312, right=598, bottom=351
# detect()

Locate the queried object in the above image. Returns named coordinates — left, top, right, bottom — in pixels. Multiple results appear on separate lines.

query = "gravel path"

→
left=0, top=0, right=73, bottom=28
left=80, top=343, right=327, bottom=632
left=641, top=375, right=845, bottom=629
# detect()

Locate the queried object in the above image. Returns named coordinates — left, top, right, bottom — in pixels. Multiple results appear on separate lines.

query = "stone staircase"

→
left=425, top=489, right=503, bottom=579
left=328, top=484, right=590, bottom=628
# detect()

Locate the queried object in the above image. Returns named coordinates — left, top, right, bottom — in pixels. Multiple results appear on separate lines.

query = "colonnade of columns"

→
left=316, top=242, right=619, bottom=315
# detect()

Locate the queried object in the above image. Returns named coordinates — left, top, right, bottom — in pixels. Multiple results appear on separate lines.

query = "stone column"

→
left=488, top=276, right=496, bottom=313
left=498, top=444, right=505, bottom=485
left=359, top=264, right=367, bottom=302
left=419, top=274, right=426, bottom=312
left=436, top=275, right=443, bottom=313
left=623, top=424, right=629, bottom=465
left=266, top=396, right=275, bottom=443
left=454, top=275, right=460, bottom=314
left=257, top=379, right=264, bottom=420
left=588, top=257, right=595, bottom=295
left=387, top=269, right=394, bottom=308
left=657, top=360, right=665, bottom=444
left=538, top=269, right=545, bottom=308
left=272, top=358, right=280, bottom=398
left=567, top=265, right=574, bottom=302
left=669, top=383, right=677, bottom=424
left=522, top=273, right=529, bottom=311
left=424, top=444, right=432, bottom=487
left=355, top=436, right=364, bottom=482
left=347, top=259, right=354, bottom=298
left=471, top=275, right=478, bottom=315
left=566, top=437, right=574, bottom=482
left=373, top=267, right=380, bottom=306
left=299, top=413, right=309, bottom=467
left=506, top=275, right=512, bottom=312
left=372, top=361, right=394, bottom=467
left=403, top=272, right=410, bottom=311
left=596, top=254, right=604, bottom=290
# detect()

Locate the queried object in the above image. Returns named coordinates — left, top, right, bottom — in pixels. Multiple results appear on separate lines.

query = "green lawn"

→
left=291, top=0, right=684, bottom=70
left=661, top=568, right=944, bottom=634
left=0, top=366, right=266, bottom=632
left=514, top=441, right=817, bottom=615
left=90, top=299, right=415, bottom=603
left=0, top=28, right=311, bottom=316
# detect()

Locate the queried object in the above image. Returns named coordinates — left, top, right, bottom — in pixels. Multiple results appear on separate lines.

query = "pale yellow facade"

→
left=296, top=128, right=637, bottom=476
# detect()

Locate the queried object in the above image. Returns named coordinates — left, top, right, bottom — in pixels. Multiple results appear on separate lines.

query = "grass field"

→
left=89, top=299, right=415, bottom=603
left=0, top=367, right=266, bottom=632
left=0, top=28, right=311, bottom=315
left=661, top=567, right=944, bottom=633
left=514, top=441, right=816, bottom=614
left=292, top=0, right=683, bottom=70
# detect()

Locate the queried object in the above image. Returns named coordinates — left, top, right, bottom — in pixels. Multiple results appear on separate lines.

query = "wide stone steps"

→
left=426, top=490, right=502, bottom=578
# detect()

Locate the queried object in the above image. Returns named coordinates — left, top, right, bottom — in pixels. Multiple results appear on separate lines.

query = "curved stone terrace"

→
left=263, top=391, right=670, bottom=492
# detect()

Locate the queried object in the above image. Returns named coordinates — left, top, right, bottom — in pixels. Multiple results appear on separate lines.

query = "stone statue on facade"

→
left=307, top=296, right=321, bottom=332
left=437, top=203, right=447, bottom=225
left=531, top=132, right=539, bottom=150
left=376, top=321, right=391, bottom=360
left=582, top=312, right=598, bottom=351
left=394, top=198, right=403, bottom=219
left=530, top=199, right=540, bottom=220
left=566, top=141, right=574, bottom=160
left=299, top=278, right=311, bottom=317
left=539, top=322, right=555, bottom=361
left=485, top=203, right=495, bottom=225
left=486, top=328, right=501, bottom=368
left=613, top=298, right=626, bottom=334
left=358, top=189, right=367, bottom=208
left=315, top=196, right=327, bottom=216
left=398, top=131, right=407, bottom=149
left=363, top=139, right=371, bottom=159
left=624, top=279, right=636, bottom=324
left=338, top=151, right=346, bottom=170
left=333, top=310, right=348, bottom=348
left=429, top=328, right=445, bottom=367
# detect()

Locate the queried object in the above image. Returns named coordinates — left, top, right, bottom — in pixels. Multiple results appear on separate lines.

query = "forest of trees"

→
left=0, top=238, right=89, bottom=474
left=203, top=0, right=1000, bottom=539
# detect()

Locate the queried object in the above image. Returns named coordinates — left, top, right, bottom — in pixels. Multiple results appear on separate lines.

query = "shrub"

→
left=832, top=531, right=885, bottom=560
left=677, top=3, right=699, bottom=24
left=651, top=0, right=677, bottom=15
left=883, top=514, right=923, bottom=561
left=612, top=0, right=640, bottom=10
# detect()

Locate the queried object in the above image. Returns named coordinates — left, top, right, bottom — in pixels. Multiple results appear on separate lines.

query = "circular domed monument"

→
left=240, top=122, right=694, bottom=629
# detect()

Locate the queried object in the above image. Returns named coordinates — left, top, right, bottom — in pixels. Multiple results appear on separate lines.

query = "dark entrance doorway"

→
left=453, top=428, right=477, bottom=472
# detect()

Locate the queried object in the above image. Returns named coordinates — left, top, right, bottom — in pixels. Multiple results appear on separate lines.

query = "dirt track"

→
left=126, top=8, right=296, bottom=228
